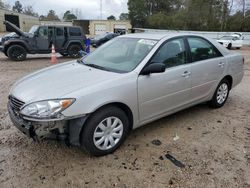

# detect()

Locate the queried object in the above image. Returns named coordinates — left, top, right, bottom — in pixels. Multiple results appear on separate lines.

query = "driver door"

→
left=35, top=26, right=49, bottom=51
left=138, top=37, right=192, bottom=123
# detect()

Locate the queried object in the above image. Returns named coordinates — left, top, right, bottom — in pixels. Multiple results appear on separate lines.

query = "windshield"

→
left=94, top=33, right=109, bottom=40
left=82, top=37, right=158, bottom=73
left=220, top=36, right=234, bottom=40
left=29, top=26, right=39, bottom=34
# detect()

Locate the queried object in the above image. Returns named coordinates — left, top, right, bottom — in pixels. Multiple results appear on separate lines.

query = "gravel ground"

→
left=0, top=48, right=249, bottom=188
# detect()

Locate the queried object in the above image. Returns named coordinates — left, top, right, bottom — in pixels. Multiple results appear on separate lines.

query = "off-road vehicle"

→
left=0, top=21, right=86, bottom=61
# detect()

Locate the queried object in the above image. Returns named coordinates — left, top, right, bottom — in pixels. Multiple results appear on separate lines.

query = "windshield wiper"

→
left=84, top=63, right=109, bottom=71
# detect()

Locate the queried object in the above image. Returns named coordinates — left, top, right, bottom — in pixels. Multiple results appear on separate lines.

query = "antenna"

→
left=100, top=0, right=103, bottom=20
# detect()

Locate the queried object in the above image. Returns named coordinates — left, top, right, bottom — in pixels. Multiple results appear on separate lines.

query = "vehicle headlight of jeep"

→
left=20, top=99, right=75, bottom=119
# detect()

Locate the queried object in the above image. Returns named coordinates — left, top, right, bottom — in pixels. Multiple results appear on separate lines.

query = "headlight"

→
left=20, top=99, right=75, bottom=119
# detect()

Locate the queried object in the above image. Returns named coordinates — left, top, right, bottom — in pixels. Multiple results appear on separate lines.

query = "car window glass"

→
left=56, top=27, right=64, bottom=36
left=69, top=27, right=81, bottom=36
left=48, top=27, right=54, bottom=38
left=188, top=37, right=221, bottom=62
left=38, top=27, right=48, bottom=38
left=150, top=38, right=187, bottom=68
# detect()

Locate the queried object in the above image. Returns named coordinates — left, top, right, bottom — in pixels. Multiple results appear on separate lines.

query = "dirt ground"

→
left=0, top=48, right=249, bottom=188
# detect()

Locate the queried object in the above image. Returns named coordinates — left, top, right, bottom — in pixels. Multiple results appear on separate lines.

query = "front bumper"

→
left=8, top=102, right=88, bottom=146
left=8, top=102, right=67, bottom=140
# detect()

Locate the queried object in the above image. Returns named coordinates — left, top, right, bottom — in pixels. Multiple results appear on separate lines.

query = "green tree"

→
left=119, top=13, right=129, bottom=20
left=63, top=10, right=77, bottom=21
left=128, top=0, right=147, bottom=27
left=12, top=1, right=23, bottom=13
left=46, top=10, right=60, bottom=21
left=0, top=0, right=4, bottom=8
left=107, top=15, right=116, bottom=20
left=23, top=6, right=39, bottom=17
left=40, top=10, right=60, bottom=21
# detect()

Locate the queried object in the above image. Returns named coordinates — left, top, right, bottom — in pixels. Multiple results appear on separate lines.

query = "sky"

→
left=4, top=0, right=128, bottom=19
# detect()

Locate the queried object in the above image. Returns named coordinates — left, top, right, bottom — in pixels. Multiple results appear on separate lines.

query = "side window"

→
left=38, top=26, right=48, bottom=38
left=56, top=27, right=64, bottom=37
left=150, top=38, right=187, bottom=68
left=69, top=27, right=81, bottom=36
left=187, top=37, right=222, bottom=62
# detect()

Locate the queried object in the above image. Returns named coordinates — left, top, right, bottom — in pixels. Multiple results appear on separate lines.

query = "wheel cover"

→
left=12, top=48, right=25, bottom=59
left=93, top=116, right=123, bottom=150
left=216, top=83, right=228, bottom=104
left=70, top=47, right=80, bottom=57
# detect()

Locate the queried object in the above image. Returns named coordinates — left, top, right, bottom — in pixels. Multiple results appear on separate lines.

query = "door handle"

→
left=218, top=62, right=225, bottom=67
left=182, top=71, right=191, bottom=77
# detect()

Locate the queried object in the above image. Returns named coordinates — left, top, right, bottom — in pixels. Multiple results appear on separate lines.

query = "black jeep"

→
left=0, top=21, right=86, bottom=61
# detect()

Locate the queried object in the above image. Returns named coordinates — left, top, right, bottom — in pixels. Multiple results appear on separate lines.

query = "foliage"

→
left=40, top=10, right=60, bottom=21
left=23, top=6, right=39, bottom=17
left=63, top=10, right=77, bottom=21
left=107, top=15, right=116, bottom=20
left=119, top=13, right=129, bottom=20
left=12, top=0, right=23, bottom=13
left=128, top=0, right=250, bottom=31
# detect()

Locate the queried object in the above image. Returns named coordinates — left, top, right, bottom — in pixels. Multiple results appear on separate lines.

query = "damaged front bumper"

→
left=8, top=102, right=88, bottom=146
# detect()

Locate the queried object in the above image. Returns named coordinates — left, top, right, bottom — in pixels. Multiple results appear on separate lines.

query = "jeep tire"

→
left=68, top=44, right=81, bottom=58
left=7, top=45, right=27, bottom=61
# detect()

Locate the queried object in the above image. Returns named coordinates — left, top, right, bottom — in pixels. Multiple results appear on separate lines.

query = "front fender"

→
left=68, top=115, right=89, bottom=146
left=4, top=40, right=30, bottom=53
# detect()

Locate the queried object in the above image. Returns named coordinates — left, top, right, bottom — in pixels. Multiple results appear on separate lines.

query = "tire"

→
left=7, top=45, right=27, bottom=61
left=236, top=47, right=240, bottom=50
left=67, top=44, right=81, bottom=58
left=227, top=43, right=232, bottom=50
left=59, top=52, right=68, bottom=57
left=80, top=106, right=129, bottom=156
left=209, top=79, right=230, bottom=108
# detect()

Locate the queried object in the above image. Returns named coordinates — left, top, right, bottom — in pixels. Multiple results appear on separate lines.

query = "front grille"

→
left=9, top=95, right=25, bottom=111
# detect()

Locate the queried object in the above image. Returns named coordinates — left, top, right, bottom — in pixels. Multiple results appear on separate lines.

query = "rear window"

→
left=69, top=27, right=81, bottom=36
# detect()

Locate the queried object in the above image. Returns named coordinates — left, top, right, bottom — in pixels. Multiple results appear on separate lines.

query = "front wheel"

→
left=80, top=106, right=129, bottom=156
left=227, top=43, right=232, bottom=50
left=209, top=79, right=230, bottom=108
left=7, top=45, right=27, bottom=61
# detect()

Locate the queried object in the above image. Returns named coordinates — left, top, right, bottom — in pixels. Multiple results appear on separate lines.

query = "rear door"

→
left=187, top=37, right=225, bottom=101
left=138, top=37, right=192, bottom=123
left=55, top=27, right=65, bottom=50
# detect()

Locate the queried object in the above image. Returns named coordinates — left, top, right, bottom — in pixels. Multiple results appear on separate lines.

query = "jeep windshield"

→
left=82, top=37, right=158, bottom=73
left=29, top=26, right=39, bottom=34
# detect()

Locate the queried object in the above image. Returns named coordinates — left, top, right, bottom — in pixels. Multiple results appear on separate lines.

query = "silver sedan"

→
left=8, top=33, right=244, bottom=156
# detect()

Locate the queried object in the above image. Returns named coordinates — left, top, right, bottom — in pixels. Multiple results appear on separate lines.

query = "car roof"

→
left=119, top=32, right=205, bottom=40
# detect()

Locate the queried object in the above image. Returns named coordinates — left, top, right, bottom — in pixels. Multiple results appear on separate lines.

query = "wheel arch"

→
left=68, top=102, right=134, bottom=147
left=222, top=75, right=233, bottom=90
left=65, top=41, right=84, bottom=50
left=4, top=42, right=29, bottom=54
left=89, top=102, right=134, bottom=131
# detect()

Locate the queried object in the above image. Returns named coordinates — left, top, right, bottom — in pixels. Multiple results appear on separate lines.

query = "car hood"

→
left=4, top=21, right=27, bottom=37
left=10, top=61, right=121, bottom=103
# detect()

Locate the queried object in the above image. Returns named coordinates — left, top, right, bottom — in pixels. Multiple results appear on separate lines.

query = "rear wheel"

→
left=59, top=52, right=68, bottom=57
left=209, top=79, right=230, bottom=108
left=7, top=45, right=27, bottom=61
left=80, top=106, right=129, bottom=156
left=67, top=44, right=81, bottom=58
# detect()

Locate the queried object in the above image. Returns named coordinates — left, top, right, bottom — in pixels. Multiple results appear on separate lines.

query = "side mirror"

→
left=141, top=63, right=166, bottom=75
